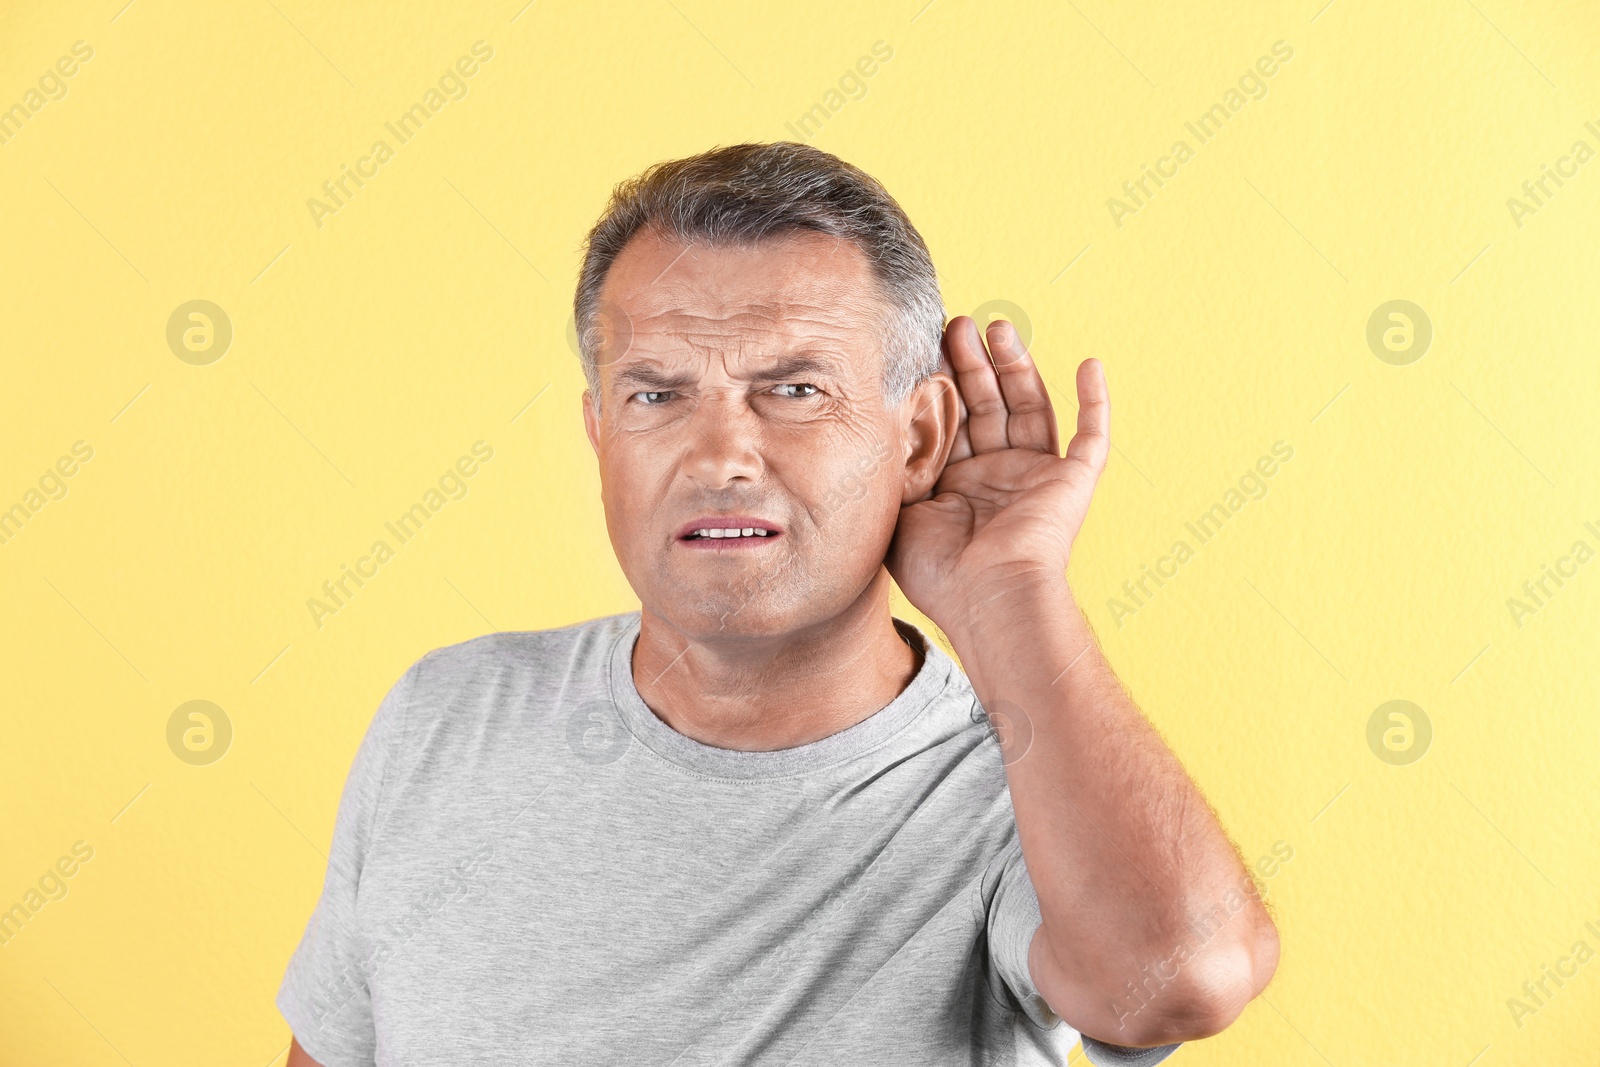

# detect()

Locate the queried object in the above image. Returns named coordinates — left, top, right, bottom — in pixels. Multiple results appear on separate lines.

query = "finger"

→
left=934, top=333, right=973, bottom=464
left=944, top=315, right=1009, bottom=454
left=1065, top=357, right=1110, bottom=475
left=984, top=319, right=1059, bottom=456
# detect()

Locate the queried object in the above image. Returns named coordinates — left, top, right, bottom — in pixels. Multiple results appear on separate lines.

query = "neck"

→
left=631, top=569, right=925, bottom=752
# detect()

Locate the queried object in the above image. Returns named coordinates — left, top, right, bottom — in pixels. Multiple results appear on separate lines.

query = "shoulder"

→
left=369, top=611, right=635, bottom=756
left=407, top=611, right=633, bottom=693
left=358, top=613, right=635, bottom=804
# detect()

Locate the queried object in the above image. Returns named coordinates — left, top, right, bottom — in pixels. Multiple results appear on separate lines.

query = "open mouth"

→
left=683, top=528, right=775, bottom=540
left=676, top=517, right=784, bottom=547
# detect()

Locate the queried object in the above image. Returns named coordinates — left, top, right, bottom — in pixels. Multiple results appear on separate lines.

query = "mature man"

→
left=279, top=142, right=1279, bottom=1066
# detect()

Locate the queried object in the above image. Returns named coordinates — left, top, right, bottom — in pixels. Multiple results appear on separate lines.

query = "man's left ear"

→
left=900, top=372, right=959, bottom=505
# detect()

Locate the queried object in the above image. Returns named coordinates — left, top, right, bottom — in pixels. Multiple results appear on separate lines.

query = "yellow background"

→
left=2, top=0, right=1597, bottom=1063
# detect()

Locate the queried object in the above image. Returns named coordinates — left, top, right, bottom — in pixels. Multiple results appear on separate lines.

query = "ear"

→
left=582, top=389, right=601, bottom=459
left=900, top=371, right=960, bottom=505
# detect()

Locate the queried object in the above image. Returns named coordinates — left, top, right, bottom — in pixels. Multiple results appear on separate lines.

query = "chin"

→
left=649, top=587, right=808, bottom=642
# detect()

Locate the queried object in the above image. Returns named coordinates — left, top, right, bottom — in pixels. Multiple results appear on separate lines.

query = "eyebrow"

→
left=610, top=353, right=848, bottom=392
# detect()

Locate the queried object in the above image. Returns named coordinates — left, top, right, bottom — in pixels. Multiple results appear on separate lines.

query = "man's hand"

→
left=885, top=315, right=1108, bottom=630
left=889, top=314, right=1280, bottom=1048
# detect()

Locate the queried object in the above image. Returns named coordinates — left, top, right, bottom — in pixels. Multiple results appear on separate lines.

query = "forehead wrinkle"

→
left=627, top=304, right=879, bottom=362
left=612, top=280, right=889, bottom=395
left=633, top=297, right=876, bottom=336
left=610, top=344, right=856, bottom=388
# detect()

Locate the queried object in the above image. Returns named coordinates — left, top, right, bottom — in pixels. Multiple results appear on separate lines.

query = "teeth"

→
left=691, top=527, right=771, bottom=539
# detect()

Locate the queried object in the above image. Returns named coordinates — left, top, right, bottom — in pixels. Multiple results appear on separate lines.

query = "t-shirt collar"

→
left=606, top=611, right=956, bottom=780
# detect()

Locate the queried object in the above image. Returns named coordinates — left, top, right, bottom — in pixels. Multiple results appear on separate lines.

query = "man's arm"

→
left=286, top=1038, right=324, bottom=1067
left=945, top=573, right=1280, bottom=1047
left=884, top=319, right=1278, bottom=1046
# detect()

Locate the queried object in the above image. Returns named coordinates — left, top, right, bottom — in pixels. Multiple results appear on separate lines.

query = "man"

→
left=279, top=142, right=1279, bottom=1066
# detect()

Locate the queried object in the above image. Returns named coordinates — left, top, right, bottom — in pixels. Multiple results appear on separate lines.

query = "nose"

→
left=682, top=389, right=764, bottom=487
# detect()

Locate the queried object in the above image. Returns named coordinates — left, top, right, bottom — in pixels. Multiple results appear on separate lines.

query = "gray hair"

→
left=574, top=141, right=946, bottom=417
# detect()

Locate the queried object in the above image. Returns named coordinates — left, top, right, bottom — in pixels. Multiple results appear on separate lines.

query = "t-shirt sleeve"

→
left=276, top=659, right=421, bottom=1067
left=984, top=835, right=1183, bottom=1066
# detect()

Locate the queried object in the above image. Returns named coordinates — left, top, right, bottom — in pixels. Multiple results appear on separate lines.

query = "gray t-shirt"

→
left=277, top=610, right=1181, bottom=1066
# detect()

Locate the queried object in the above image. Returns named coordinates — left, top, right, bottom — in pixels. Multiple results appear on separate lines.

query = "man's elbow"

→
left=1164, top=921, right=1286, bottom=1036
left=1142, top=919, right=1282, bottom=1043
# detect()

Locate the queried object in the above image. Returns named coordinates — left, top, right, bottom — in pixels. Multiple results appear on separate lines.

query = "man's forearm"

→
left=943, top=568, right=1279, bottom=1045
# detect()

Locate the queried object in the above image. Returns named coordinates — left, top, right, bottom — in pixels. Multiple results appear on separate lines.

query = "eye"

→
left=632, top=390, right=673, bottom=405
left=772, top=383, right=820, bottom=398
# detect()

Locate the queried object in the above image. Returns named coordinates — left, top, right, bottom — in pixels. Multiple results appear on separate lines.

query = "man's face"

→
left=582, top=227, right=947, bottom=643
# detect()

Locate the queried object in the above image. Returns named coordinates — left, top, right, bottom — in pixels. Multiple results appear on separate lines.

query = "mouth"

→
left=675, top=516, right=784, bottom=549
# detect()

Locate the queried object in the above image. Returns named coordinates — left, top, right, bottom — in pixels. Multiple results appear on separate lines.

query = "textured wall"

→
left=2, top=1, right=1596, bottom=1063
